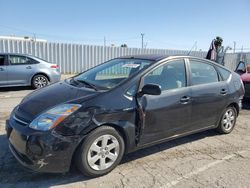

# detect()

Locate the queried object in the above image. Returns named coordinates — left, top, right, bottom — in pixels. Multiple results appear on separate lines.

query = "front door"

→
left=7, top=55, right=35, bottom=85
left=0, top=55, right=8, bottom=86
left=137, top=58, right=192, bottom=145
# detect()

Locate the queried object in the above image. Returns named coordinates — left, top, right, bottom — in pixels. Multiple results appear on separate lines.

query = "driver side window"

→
left=144, top=59, right=186, bottom=92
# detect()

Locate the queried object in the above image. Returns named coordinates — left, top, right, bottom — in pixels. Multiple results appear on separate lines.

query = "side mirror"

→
left=140, top=84, right=161, bottom=96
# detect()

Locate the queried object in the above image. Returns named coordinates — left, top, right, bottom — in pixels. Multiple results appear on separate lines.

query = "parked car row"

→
left=235, top=61, right=250, bottom=98
left=5, top=54, right=244, bottom=177
left=0, top=53, right=249, bottom=99
left=0, top=53, right=61, bottom=89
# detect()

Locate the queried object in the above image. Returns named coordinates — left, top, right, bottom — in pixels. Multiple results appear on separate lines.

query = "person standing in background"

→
left=206, top=36, right=223, bottom=62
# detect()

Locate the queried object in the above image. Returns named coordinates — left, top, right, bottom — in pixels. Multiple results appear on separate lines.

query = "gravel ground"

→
left=0, top=76, right=250, bottom=188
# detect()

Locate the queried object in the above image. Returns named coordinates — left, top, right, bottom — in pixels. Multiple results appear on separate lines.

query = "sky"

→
left=0, top=0, right=249, bottom=51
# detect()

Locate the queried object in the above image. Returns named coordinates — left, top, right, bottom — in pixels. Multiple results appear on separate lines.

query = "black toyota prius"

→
left=6, top=55, right=244, bottom=177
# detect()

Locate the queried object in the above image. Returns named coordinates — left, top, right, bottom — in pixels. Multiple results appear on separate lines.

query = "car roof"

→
left=117, top=54, right=232, bottom=70
left=118, top=54, right=209, bottom=62
left=0, top=53, right=48, bottom=61
left=118, top=54, right=169, bottom=61
left=0, top=52, right=33, bottom=57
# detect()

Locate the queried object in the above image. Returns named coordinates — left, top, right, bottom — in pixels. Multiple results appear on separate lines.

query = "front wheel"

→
left=75, top=126, right=125, bottom=177
left=216, top=106, right=237, bottom=134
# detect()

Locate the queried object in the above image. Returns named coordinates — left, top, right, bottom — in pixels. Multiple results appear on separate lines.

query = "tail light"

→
left=51, top=64, right=59, bottom=69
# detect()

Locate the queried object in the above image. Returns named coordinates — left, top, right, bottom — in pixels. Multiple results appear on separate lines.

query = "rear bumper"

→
left=6, top=117, right=82, bottom=173
left=49, top=72, right=61, bottom=84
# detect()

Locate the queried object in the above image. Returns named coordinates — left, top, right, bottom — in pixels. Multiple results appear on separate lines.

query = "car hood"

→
left=15, top=81, right=98, bottom=122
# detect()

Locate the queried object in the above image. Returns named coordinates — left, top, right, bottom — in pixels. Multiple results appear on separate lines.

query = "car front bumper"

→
left=6, top=117, right=83, bottom=173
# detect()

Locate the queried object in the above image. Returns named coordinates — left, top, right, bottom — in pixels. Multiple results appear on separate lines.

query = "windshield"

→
left=73, top=58, right=152, bottom=90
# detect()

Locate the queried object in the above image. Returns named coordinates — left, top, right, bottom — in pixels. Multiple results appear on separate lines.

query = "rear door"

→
left=0, top=55, right=8, bottom=86
left=187, top=58, right=229, bottom=130
left=7, top=55, right=36, bottom=85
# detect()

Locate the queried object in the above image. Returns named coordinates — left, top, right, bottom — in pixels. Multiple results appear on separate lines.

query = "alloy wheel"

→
left=222, top=109, right=235, bottom=131
left=87, top=134, right=120, bottom=171
left=34, top=76, right=48, bottom=88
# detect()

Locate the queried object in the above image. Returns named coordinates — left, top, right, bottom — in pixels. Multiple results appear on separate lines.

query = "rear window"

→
left=30, top=56, right=49, bottom=63
left=217, top=67, right=231, bottom=81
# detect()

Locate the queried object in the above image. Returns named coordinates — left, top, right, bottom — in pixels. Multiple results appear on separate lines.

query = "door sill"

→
left=137, top=125, right=216, bottom=150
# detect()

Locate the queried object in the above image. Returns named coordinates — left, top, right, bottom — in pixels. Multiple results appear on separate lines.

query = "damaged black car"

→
left=6, top=55, right=244, bottom=177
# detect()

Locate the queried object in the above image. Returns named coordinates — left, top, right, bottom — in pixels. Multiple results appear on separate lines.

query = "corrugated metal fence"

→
left=0, top=39, right=248, bottom=73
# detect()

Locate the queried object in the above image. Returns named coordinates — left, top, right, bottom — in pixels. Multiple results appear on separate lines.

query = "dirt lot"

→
left=0, top=77, right=250, bottom=188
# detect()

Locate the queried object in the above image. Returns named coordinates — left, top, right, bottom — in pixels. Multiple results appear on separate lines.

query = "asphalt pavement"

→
left=0, top=81, right=250, bottom=188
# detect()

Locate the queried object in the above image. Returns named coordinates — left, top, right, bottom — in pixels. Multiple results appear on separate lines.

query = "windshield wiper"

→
left=74, top=79, right=98, bottom=91
left=69, top=78, right=79, bottom=85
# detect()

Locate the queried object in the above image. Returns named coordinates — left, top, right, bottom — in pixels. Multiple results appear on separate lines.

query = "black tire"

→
left=31, top=74, right=49, bottom=89
left=216, top=106, right=237, bottom=134
left=75, top=126, right=125, bottom=177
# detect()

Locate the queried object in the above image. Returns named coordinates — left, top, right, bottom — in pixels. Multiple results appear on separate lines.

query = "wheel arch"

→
left=74, top=121, right=136, bottom=157
left=104, top=123, right=129, bottom=153
left=31, top=72, right=51, bottom=85
left=228, top=102, right=239, bottom=116
left=71, top=122, right=136, bottom=171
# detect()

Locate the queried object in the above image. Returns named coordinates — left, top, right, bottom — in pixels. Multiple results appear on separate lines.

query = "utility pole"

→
left=233, top=41, right=236, bottom=53
left=141, top=33, right=145, bottom=49
left=104, top=36, right=106, bottom=47
left=33, top=33, right=36, bottom=42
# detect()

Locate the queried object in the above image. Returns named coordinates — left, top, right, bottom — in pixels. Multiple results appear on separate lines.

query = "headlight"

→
left=29, top=104, right=81, bottom=131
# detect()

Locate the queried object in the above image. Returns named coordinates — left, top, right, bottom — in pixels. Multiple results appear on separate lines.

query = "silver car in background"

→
left=0, top=53, right=61, bottom=89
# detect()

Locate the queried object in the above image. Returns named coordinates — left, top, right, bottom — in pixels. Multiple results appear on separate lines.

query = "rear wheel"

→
left=216, top=106, right=237, bottom=134
left=32, top=74, right=49, bottom=89
left=75, top=126, right=125, bottom=177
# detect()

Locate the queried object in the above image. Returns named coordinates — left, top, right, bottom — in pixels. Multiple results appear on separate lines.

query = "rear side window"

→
left=27, top=57, right=39, bottom=64
left=217, top=67, right=231, bottom=81
left=190, top=60, right=219, bottom=86
left=9, top=55, right=29, bottom=65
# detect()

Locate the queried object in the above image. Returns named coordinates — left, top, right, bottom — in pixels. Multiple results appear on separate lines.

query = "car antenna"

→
left=187, top=41, right=197, bottom=55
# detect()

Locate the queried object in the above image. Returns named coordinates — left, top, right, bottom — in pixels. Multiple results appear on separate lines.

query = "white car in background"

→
left=0, top=53, right=61, bottom=89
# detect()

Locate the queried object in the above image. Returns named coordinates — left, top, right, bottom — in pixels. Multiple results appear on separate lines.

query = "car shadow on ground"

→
left=242, top=98, right=250, bottom=110
left=0, top=86, right=33, bottom=92
left=0, top=129, right=220, bottom=187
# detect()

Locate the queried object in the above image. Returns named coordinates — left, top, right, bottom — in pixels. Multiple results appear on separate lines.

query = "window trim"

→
left=7, top=55, right=37, bottom=66
left=186, top=58, right=220, bottom=86
left=214, top=66, right=232, bottom=82
left=139, top=58, right=188, bottom=94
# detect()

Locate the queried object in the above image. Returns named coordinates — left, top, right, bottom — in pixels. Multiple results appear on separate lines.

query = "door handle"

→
left=180, top=96, right=190, bottom=104
left=26, top=66, right=32, bottom=69
left=220, top=89, right=227, bottom=95
left=0, top=67, right=4, bottom=71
